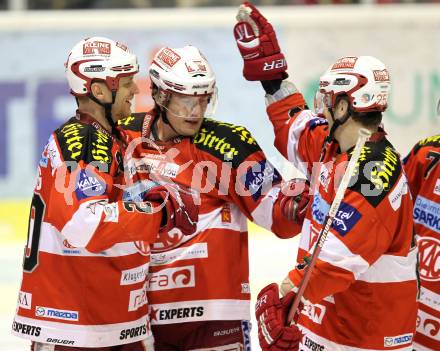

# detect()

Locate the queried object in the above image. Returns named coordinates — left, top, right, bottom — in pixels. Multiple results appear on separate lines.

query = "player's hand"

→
left=279, top=179, right=310, bottom=224
left=256, top=283, right=302, bottom=350
left=234, top=1, right=287, bottom=81
left=144, top=184, right=199, bottom=236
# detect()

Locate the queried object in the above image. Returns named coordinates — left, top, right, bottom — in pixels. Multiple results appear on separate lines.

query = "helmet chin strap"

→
left=89, top=91, right=117, bottom=134
left=326, top=106, right=352, bottom=142
left=151, top=88, right=182, bottom=140
left=153, top=106, right=181, bottom=141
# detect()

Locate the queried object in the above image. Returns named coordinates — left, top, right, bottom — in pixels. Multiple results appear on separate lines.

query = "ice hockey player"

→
left=234, top=2, right=418, bottom=350
left=12, top=37, right=198, bottom=351
left=404, top=129, right=440, bottom=350
left=117, top=45, right=310, bottom=350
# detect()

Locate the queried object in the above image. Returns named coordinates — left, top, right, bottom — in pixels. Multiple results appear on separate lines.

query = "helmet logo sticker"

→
left=185, top=61, right=207, bottom=74
left=361, top=94, right=371, bottom=103
left=157, top=47, right=181, bottom=68
left=83, top=41, right=111, bottom=55
left=84, top=65, right=105, bottom=73
left=116, top=42, right=128, bottom=52
left=193, top=60, right=207, bottom=72
left=333, top=78, right=351, bottom=86
left=192, top=84, right=209, bottom=89
left=373, top=69, right=390, bottom=82
left=331, top=56, right=358, bottom=70
left=185, top=62, right=195, bottom=73
left=111, top=64, right=135, bottom=72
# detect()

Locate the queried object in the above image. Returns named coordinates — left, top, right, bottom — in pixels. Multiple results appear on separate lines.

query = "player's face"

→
left=314, top=89, right=332, bottom=128
left=165, top=93, right=210, bottom=136
left=315, top=92, right=334, bottom=127
left=112, top=76, right=139, bottom=121
left=317, top=92, right=347, bottom=129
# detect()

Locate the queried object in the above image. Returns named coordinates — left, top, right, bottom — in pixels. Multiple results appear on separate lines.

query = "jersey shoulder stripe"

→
left=412, top=134, right=440, bottom=155
left=192, top=118, right=260, bottom=168
left=54, top=117, right=115, bottom=172
left=117, top=113, right=146, bottom=132
left=349, top=137, right=402, bottom=207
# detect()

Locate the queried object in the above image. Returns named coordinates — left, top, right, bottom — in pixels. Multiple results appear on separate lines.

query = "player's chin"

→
left=180, top=128, right=199, bottom=137
left=181, top=120, right=202, bottom=135
left=113, top=107, right=131, bottom=122
left=179, top=125, right=200, bottom=137
left=123, top=106, right=133, bottom=119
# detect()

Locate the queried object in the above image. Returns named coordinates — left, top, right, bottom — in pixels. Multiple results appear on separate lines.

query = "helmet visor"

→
left=160, top=87, right=218, bottom=119
left=313, top=90, right=325, bottom=117
left=314, top=90, right=334, bottom=117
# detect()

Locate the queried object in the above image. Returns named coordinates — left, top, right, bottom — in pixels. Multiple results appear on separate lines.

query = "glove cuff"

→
left=243, top=52, right=287, bottom=81
left=265, top=80, right=298, bottom=106
left=261, top=79, right=283, bottom=95
left=280, top=276, right=297, bottom=297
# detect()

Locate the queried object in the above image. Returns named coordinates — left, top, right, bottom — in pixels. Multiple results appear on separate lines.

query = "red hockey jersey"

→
left=267, top=92, right=418, bottom=350
left=117, top=112, right=301, bottom=327
left=404, top=135, right=440, bottom=351
left=12, top=112, right=162, bottom=348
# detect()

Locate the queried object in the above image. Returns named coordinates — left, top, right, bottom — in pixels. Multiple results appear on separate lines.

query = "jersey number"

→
left=23, top=194, right=46, bottom=272
left=425, top=151, right=440, bottom=178
left=123, top=201, right=153, bottom=214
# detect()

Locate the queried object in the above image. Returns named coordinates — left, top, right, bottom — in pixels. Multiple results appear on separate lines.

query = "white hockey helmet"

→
left=318, top=56, right=391, bottom=113
left=149, top=46, right=216, bottom=97
left=65, top=36, right=139, bottom=97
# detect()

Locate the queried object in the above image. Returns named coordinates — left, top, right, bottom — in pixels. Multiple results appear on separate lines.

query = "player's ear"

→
left=90, top=81, right=108, bottom=102
left=335, top=97, right=350, bottom=120
left=151, top=85, right=158, bottom=102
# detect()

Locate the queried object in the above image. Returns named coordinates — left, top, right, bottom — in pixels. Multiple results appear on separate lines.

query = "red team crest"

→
left=134, top=241, right=151, bottom=256
left=151, top=229, right=185, bottom=253
left=418, top=236, right=440, bottom=281
left=416, top=313, right=440, bottom=343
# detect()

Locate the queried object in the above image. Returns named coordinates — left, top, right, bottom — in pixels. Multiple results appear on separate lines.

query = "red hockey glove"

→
left=234, top=1, right=287, bottom=81
left=145, top=184, right=199, bottom=236
left=255, top=283, right=302, bottom=351
left=279, top=179, right=310, bottom=224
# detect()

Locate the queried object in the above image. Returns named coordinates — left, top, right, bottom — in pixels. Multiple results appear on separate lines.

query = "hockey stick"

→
left=287, top=128, right=372, bottom=324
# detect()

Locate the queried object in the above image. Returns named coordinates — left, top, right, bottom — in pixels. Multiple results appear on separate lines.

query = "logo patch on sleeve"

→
left=307, top=118, right=328, bottom=130
left=332, top=202, right=362, bottom=236
left=311, top=193, right=361, bottom=236
left=414, top=195, right=440, bottom=234
left=242, top=160, right=281, bottom=201
left=311, top=193, right=330, bottom=224
left=75, top=169, right=106, bottom=200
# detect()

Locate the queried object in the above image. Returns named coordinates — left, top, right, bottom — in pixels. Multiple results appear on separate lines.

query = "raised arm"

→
left=234, top=1, right=329, bottom=177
